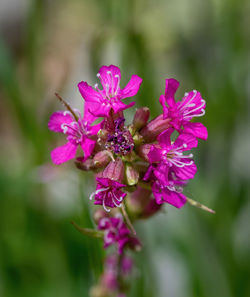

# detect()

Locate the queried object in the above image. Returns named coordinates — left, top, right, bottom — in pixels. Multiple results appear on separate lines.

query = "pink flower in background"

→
left=90, top=177, right=127, bottom=211
left=147, top=129, right=198, bottom=184
left=48, top=107, right=101, bottom=164
left=159, top=78, right=208, bottom=140
left=78, top=65, right=142, bottom=117
left=98, top=215, right=130, bottom=254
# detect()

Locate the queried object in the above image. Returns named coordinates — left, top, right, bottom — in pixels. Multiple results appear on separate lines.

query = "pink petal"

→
left=174, top=133, right=198, bottom=150
left=98, top=65, right=121, bottom=94
left=159, top=94, right=169, bottom=118
left=164, top=78, right=179, bottom=107
left=78, top=81, right=102, bottom=103
left=120, top=75, right=142, bottom=99
left=51, top=142, right=77, bottom=165
left=157, top=129, right=174, bottom=147
left=154, top=164, right=169, bottom=184
left=178, top=90, right=205, bottom=119
left=173, top=161, right=197, bottom=180
left=83, top=102, right=98, bottom=123
left=48, top=111, right=73, bottom=133
left=183, top=122, right=208, bottom=140
left=112, top=100, right=135, bottom=114
left=163, top=190, right=187, bottom=208
left=80, top=138, right=96, bottom=161
left=148, top=146, right=162, bottom=163
left=89, top=122, right=102, bottom=135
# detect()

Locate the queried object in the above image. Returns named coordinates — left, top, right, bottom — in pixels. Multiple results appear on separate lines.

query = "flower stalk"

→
left=48, top=65, right=213, bottom=296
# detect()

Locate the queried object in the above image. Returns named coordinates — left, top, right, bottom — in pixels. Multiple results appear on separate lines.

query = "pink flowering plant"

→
left=48, top=65, right=214, bottom=297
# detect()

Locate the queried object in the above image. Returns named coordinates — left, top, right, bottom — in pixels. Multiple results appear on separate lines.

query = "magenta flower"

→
left=98, top=214, right=130, bottom=254
left=90, top=177, right=127, bottom=212
left=147, top=129, right=198, bottom=184
left=159, top=78, right=208, bottom=140
left=78, top=65, right=142, bottom=117
left=48, top=107, right=101, bottom=164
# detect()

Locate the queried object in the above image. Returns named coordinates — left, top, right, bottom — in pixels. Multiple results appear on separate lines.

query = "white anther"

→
left=61, top=124, right=68, bottom=134
left=63, top=111, right=71, bottom=116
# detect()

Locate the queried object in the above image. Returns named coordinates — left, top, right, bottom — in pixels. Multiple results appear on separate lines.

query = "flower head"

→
left=159, top=78, right=208, bottom=140
left=147, top=129, right=198, bottom=184
left=48, top=107, right=101, bottom=164
left=78, top=65, right=142, bottom=117
left=98, top=214, right=130, bottom=254
left=90, top=177, right=127, bottom=211
left=105, top=117, right=134, bottom=155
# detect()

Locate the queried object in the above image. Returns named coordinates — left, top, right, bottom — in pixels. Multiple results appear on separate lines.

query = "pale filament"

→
left=178, top=90, right=197, bottom=111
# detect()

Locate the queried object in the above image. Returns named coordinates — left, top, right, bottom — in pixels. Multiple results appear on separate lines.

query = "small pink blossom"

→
left=147, top=129, right=198, bottom=184
left=159, top=78, right=208, bottom=140
left=48, top=107, right=101, bottom=164
left=78, top=65, right=142, bottom=117
left=90, top=177, right=127, bottom=211
left=98, top=214, right=130, bottom=254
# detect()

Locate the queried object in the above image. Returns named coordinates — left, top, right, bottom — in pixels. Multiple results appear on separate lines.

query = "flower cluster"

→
left=49, top=65, right=212, bottom=296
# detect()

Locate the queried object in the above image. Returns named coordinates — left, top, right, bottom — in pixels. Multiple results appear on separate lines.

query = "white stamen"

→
left=104, top=231, right=113, bottom=243
left=178, top=90, right=197, bottom=111
left=182, top=99, right=206, bottom=118
left=114, top=74, right=120, bottom=95
left=183, top=143, right=187, bottom=148
left=61, top=124, right=68, bottom=134
left=63, top=111, right=71, bottom=116
left=103, top=193, right=111, bottom=212
left=89, top=187, right=109, bottom=200
left=105, top=83, right=110, bottom=99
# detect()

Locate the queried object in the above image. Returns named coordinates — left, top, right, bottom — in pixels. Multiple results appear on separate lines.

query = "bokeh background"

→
left=0, top=0, right=250, bottom=296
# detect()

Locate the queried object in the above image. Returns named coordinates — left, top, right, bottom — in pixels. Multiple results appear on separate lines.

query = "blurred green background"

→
left=0, top=0, right=249, bottom=296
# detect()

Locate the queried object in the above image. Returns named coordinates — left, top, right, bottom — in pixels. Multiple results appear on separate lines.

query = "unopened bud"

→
left=131, top=107, right=150, bottom=133
left=93, top=151, right=112, bottom=168
left=140, top=114, right=171, bottom=142
left=136, top=144, right=152, bottom=162
left=97, top=129, right=109, bottom=141
left=128, top=236, right=142, bottom=252
left=125, top=163, right=139, bottom=186
left=102, top=158, right=124, bottom=182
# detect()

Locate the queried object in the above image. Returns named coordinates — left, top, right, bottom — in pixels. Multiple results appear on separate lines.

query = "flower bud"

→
left=125, top=163, right=139, bottom=186
left=93, top=150, right=112, bottom=168
left=131, top=107, right=150, bottom=132
left=136, top=144, right=152, bottom=162
left=140, top=114, right=171, bottom=142
left=102, top=158, right=124, bottom=182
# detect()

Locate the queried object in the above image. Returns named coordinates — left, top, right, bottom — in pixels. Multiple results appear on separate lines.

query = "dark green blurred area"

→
left=0, top=0, right=249, bottom=296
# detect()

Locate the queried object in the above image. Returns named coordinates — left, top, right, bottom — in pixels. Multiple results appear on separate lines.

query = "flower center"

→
left=61, top=113, right=89, bottom=145
left=105, top=118, right=134, bottom=155
left=177, top=90, right=206, bottom=120
left=162, top=144, right=194, bottom=168
left=94, top=71, right=121, bottom=101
